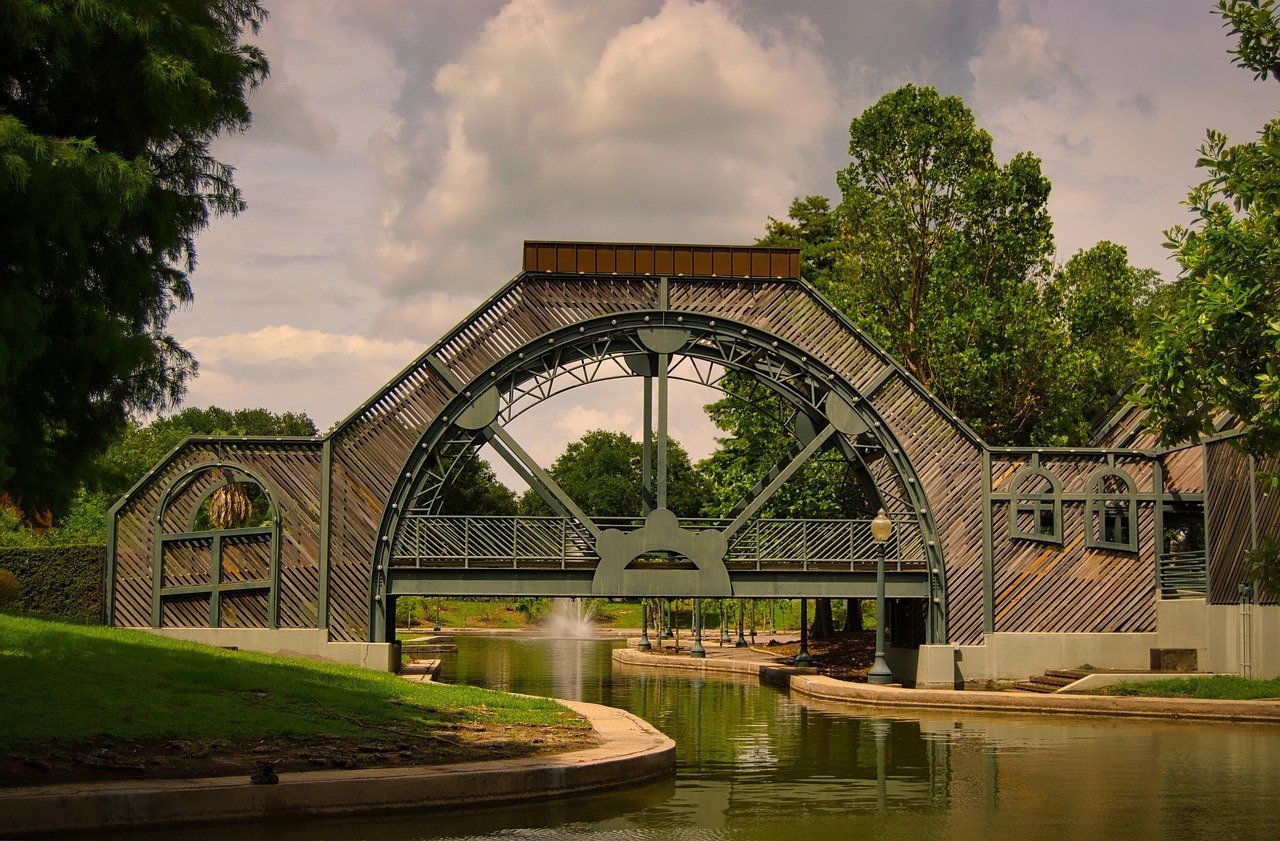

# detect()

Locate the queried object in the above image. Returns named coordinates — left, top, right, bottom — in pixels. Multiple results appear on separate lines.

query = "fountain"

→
left=542, top=597, right=598, bottom=638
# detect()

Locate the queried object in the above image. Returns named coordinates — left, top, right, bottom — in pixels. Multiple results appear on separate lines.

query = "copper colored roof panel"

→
left=523, top=241, right=801, bottom=280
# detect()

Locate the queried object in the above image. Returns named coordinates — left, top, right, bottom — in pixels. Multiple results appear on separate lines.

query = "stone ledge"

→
left=0, top=701, right=675, bottom=838
left=614, top=648, right=1280, bottom=723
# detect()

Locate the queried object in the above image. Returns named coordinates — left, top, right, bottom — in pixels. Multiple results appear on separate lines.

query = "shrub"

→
left=0, top=568, right=19, bottom=606
left=0, top=545, right=104, bottom=623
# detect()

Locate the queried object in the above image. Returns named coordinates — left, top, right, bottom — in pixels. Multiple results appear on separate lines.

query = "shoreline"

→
left=611, top=648, right=1280, bottom=724
left=0, top=700, right=675, bottom=839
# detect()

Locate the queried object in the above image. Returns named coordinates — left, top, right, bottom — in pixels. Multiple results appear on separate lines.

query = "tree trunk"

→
left=812, top=598, right=835, bottom=639
left=843, top=598, right=863, bottom=632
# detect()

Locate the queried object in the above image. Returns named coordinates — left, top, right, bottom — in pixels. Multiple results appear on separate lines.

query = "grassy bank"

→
left=0, top=612, right=590, bottom=786
left=1104, top=675, right=1280, bottom=700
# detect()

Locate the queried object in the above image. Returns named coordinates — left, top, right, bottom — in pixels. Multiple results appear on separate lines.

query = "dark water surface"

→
left=117, top=636, right=1280, bottom=840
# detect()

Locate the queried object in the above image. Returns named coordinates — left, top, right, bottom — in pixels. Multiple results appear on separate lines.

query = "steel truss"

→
left=371, top=309, right=948, bottom=643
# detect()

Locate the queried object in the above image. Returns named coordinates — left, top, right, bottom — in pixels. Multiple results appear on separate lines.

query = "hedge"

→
left=0, top=545, right=105, bottom=624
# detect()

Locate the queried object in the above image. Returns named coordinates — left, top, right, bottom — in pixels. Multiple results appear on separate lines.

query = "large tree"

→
left=1140, top=0, right=1280, bottom=592
left=518, top=429, right=709, bottom=519
left=1142, top=0, right=1280, bottom=459
left=735, top=86, right=1157, bottom=448
left=0, top=1, right=269, bottom=514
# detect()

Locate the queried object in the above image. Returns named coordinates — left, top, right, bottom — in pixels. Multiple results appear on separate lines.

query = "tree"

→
left=518, top=429, right=709, bottom=519
left=1045, top=242, right=1159, bottom=421
left=438, top=456, right=518, bottom=516
left=747, top=85, right=1157, bottom=448
left=0, top=406, right=316, bottom=547
left=1140, top=0, right=1280, bottom=592
left=0, top=1, right=269, bottom=514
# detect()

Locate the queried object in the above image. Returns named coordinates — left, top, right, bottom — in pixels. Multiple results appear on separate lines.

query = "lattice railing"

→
left=1158, top=549, right=1207, bottom=598
left=390, top=514, right=926, bottom=572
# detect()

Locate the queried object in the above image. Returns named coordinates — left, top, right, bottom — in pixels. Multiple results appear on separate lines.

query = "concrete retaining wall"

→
left=1157, top=599, right=1280, bottom=679
left=0, top=701, right=674, bottom=838
left=147, top=628, right=399, bottom=671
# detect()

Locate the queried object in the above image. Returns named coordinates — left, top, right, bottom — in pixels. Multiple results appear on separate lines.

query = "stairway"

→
left=1012, top=668, right=1089, bottom=694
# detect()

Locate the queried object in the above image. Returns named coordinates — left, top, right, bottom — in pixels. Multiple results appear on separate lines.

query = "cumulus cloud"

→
left=183, top=326, right=422, bottom=427
left=363, top=0, right=837, bottom=316
left=969, top=1, right=1085, bottom=106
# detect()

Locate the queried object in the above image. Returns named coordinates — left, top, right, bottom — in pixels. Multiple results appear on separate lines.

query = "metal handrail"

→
left=389, top=513, right=926, bottom=572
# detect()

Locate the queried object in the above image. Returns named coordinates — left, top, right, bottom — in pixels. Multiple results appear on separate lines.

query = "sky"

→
left=174, top=0, right=1278, bottom=477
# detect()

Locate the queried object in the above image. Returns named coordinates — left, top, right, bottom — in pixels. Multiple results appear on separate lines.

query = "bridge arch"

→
left=371, top=310, right=948, bottom=643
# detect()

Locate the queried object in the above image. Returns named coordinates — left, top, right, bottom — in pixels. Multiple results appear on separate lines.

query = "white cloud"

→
left=367, top=0, right=836, bottom=311
left=182, top=326, right=421, bottom=428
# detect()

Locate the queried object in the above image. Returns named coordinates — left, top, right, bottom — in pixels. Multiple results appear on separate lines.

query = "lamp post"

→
left=735, top=598, right=747, bottom=647
left=868, top=508, right=894, bottom=685
left=796, top=598, right=811, bottom=666
left=638, top=598, right=652, bottom=651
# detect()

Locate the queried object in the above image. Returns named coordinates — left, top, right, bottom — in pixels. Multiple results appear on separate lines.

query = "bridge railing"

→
left=390, top=514, right=926, bottom=572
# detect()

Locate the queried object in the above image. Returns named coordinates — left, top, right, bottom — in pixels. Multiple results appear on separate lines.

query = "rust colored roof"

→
left=523, top=240, right=801, bottom=280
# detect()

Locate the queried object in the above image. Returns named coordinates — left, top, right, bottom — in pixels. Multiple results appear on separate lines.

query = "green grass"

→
left=1104, top=675, right=1280, bottom=700
left=0, top=612, right=584, bottom=751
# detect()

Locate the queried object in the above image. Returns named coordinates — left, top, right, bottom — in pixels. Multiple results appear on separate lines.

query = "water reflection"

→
left=112, top=636, right=1280, bottom=841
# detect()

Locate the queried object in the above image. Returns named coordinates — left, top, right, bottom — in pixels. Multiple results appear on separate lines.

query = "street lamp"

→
left=868, top=508, right=894, bottom=685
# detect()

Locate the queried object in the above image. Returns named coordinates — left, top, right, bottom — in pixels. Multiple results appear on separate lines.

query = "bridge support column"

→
left=690, top=598, right=706, bottom=658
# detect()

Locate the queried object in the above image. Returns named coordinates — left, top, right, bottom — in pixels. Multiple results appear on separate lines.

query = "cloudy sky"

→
left=175, top=0, right=1277, bottom=473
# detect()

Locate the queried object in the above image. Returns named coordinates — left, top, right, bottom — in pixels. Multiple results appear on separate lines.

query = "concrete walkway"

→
left=0, top=701, right=675, bottom=838
left=612, top=648, right=1280, bottom=724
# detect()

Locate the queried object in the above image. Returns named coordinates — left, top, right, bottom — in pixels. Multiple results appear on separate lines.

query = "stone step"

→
left=1044, top=668, right=1089, bottom=681
left=1012, top=680, right=1059, bottom=694
left=1028, top=673, right=1077, bottom=687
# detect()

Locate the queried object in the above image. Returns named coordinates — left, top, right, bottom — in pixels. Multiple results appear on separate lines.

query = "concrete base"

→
left=1158, top=598, right=1280, bottom=678
left=913, top=632, right=1158, bottom=687
left=146, top=627, right=399, bottom=671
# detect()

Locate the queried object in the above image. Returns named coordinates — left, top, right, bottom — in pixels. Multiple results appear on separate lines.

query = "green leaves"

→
left=0, top=1, right=269, bottom=512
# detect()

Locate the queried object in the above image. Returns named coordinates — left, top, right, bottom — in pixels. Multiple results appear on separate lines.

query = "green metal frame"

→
left=370, top=305, right=950, bottom=644
left=151, top=462, right=282, bottom=630
left=1084, top=466, right=1139, bottom=553
left=1008, top=460, right=1063, bottom=544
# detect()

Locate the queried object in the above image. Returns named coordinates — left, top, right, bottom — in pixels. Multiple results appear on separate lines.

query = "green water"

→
left=122, top=636, right=1280, bottom=840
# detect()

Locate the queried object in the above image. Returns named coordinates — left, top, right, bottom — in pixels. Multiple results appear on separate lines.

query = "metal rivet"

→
left=490, top=371, right=497, bottom=377
left=464, top=391, right=471, bottom=397
left=611, top=319, right=617, bottom=326
left=709, top=320, right=715, bottom=326
left=518, top=352, right=524, bottom=359
left=644, top=315, right=651, bottom=322
left=381, top=535, right=388, bottom=542
left=676, top=316, right=684, bottom=323
left=579, top=326, right=586, bottom=332
left=741, top=329, right=748, bottom=335
left=548, top=338, right=555, bottom=344
left=772, top=341, right=779, bottom=348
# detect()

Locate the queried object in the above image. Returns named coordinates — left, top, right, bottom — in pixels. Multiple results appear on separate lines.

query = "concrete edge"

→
left=611, top=647, right=815, bottom=689
left=1056, top=672, right=1232, bottom=694
left=0, top=701, right=675, bottom=838
left=613, top=648, right=1280, bottom=723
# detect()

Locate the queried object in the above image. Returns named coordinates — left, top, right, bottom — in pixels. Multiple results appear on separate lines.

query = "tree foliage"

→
left=1141, top=0, right=1280, bottom=457
left=746, top=86, right=1158, bottom=448
left=0, top=406, right=315, bottom=547
left=439, top=456, right=518, bottom=516
left=518, top=429, right=709, bottom=519
left=0, top=1, right=269, bottom=513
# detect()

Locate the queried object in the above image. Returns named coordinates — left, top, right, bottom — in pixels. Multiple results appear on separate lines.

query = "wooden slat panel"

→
left=1207, top=441, right=1253, bottom=604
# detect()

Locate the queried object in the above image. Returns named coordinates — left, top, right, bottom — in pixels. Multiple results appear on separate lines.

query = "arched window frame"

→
left=152, top=463, right=281, bottom=629
left=1008, top=465, right=1062, bottom=544
left=1084, top=467, right=1138, bottom=553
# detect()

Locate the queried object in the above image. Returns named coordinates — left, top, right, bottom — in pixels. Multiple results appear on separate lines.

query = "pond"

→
left=125, top=635, right=1280, bottom=841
